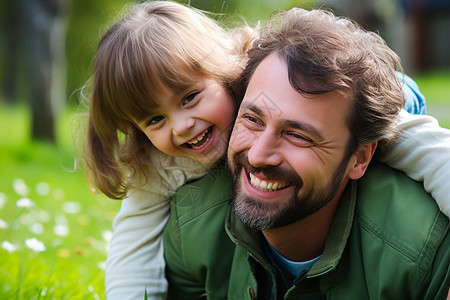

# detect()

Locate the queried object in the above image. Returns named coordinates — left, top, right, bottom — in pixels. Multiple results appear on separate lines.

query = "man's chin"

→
left=233, top=195, right=279, bottom=230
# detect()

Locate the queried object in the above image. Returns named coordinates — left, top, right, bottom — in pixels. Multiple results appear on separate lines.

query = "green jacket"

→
left=164, top=161, right=450, bottom=299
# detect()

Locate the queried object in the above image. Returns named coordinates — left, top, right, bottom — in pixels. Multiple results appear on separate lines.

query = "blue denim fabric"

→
left=397, top=72, right=427, bottom=115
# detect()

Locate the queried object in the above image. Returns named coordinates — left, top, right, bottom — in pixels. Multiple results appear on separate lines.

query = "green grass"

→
left=0, top=104, right=121, bottom=299
left=414, top=69, right=450, bottom=128
left=414, top=69, right=450, bottom=105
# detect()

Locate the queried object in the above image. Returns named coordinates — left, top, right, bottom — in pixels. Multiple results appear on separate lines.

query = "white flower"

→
left=102, top=230, right=113, bottom=243
left=52, top=188, right=65, bottom=201
left=2, top=241, right=17, bottom=253
left=97, top=261, right=106, bottom=270
left=29, top=223, right=44, bottom=235
left=36, top=210, right=51, bottom=223
left=16, top=197, right=35, bottom=208
left=101, top=230, right=113, bottom=251
left=0, top=218, right=9, bottom=229
left=53, top=224, right=69, bottom=237
left=51, top=238, right=63, bottom=247
left=54, top=212, right=68, bottom=225
left=25, top=238, right=46, bottom=252
left=0, top=193, right=6, bottom=209
left=35, top=182, right=50, bottom=196
left=19, top=212, right=36, bottom=226
left=62, top=201, right=82, bottom=214
left=13, top=178, right=29, bottom=196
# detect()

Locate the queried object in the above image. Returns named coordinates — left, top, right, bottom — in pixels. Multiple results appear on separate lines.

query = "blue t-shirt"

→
left=397, top=72, right=426, bottom=115
left=267, top=241, right=322, bottom=277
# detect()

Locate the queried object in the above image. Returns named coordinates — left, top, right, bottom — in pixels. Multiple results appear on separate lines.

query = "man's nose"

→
left=172, top=116, right=195, bottom=136
left=247, top=130, right=282, bottom=167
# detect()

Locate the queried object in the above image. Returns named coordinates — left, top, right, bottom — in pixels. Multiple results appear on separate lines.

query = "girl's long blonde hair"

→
left=78, top=1, right=252, bottom=199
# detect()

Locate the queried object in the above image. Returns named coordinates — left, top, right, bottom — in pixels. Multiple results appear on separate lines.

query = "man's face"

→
left=228, top=53, right=355, bottom=230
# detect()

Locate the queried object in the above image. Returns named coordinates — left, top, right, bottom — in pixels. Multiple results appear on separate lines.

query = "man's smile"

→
left=239, top=168, right=296, bottom=203
left=248, top=172, right=291, bottom=192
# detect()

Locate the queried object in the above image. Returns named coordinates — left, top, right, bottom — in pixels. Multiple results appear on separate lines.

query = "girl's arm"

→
left=105, top=187, right=170, bottom=300
left=382, top=73, right=449, bottom=218
left=382, top=110, right=450, bottom=218
left=105, top=152, right=209, bottom=300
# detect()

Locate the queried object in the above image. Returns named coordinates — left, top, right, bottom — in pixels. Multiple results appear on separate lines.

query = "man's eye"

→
left=288, top=132, right=313, bottom=144
left=147, top=116, right=165, bottom=126
left=244, top=115, right=259, bottom=124
left=182, top=92, right=199, bottom=106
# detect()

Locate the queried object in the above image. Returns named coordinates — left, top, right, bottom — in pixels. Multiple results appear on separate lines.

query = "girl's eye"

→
left=146, top=115, right=165, bottom=127
left=182, top=92, right=199, bottom=106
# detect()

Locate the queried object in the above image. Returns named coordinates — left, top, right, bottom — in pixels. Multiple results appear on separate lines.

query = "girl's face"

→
left=137, top=77, right=235, bottom=165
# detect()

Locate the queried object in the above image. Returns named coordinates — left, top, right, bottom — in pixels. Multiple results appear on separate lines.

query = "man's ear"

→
left=348, top=141, right=378, bottom=180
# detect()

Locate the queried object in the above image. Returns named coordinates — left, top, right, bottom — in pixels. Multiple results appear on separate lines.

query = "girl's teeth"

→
left=188, top=128, right=209, bottom=147
left=186, top=128, right=211, bottom=149
left=188, top=129, right=207, bottom=145
left=249, top=173, right=289, bottom=192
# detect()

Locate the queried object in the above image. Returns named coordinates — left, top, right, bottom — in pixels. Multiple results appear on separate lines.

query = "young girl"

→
left=79, top=1, right=450, bottom=299
left=82, top=2, right=248, bottom=299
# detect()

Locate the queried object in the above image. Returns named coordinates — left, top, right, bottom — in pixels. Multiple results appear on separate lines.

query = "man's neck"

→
left=262, top=184, right=346, bottom=262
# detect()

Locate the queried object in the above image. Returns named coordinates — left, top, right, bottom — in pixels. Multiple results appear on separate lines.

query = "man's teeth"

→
left=249, top=173, right=289, bottom=191
left=187, top=128, right=210, bottom=149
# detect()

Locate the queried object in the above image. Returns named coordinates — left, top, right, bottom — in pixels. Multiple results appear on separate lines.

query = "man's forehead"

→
left=243, top=52, right=350, bottom=125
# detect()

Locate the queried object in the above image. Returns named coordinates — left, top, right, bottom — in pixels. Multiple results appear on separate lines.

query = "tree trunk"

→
left=23, top=0, right=68, bottom=142
left=1, top=0, right=21, bottom=104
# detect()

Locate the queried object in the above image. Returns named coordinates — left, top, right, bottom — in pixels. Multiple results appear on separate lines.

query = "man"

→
left=164, top=8, right=450, bottom=299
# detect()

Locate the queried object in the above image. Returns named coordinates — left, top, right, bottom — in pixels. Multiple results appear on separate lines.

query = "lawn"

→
left=0, top=105, right=121, bottom=299
left=414, top=69, right=450, bottom=128
left=0, top=70, right=448, bottom=299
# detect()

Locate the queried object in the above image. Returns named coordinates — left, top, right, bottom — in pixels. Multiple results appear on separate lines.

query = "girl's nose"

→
left=172, top=117, right=195, bottom=136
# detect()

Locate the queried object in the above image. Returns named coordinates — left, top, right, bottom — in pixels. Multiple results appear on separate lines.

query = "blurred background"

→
left=1, top=0, right=449, bottom=143
left=0, top=0, right=449, bottom=298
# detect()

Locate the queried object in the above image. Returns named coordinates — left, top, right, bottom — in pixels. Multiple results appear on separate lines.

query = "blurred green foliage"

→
left=66, top=0, right=133, bottom=104
left=2, top=0, right=449, bottom=111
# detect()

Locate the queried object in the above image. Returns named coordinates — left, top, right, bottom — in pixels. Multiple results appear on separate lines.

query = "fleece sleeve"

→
left=105, top=187, right=170, bottom=300
left=382, top=110, right=450, bottom=218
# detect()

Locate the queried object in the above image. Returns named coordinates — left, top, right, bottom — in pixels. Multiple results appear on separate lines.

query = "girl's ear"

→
left=348, top=141, right=378, bottom=180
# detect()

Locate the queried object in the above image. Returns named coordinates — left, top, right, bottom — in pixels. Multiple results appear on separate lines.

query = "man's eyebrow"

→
left=241, top=102, right=323, bottom=140
left=282, top=119, right=323, bottom=140
left=239, top=102, right=265, bottom=117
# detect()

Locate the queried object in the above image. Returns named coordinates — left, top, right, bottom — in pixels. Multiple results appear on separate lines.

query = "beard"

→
left=230, top=152, right=350, bottom=230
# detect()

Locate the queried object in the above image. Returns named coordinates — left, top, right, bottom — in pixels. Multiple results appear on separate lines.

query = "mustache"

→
left=231, top=152, right=304, bottom=188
